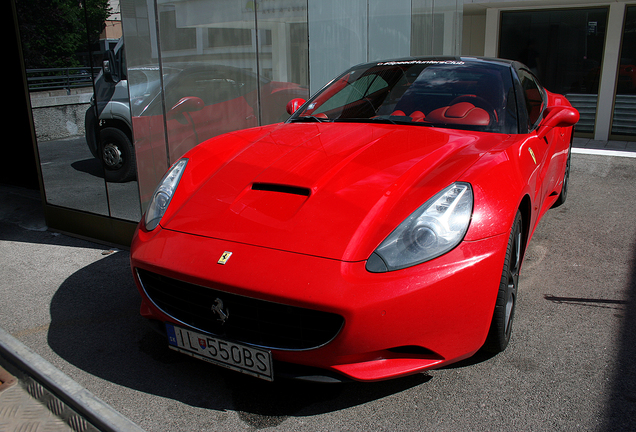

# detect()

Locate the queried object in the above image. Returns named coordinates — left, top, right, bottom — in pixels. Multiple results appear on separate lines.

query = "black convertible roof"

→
left=360, top=56, right=526, bottom=73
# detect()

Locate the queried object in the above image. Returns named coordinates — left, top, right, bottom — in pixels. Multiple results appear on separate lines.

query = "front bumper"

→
left=130, top=225, right=508, bottom=382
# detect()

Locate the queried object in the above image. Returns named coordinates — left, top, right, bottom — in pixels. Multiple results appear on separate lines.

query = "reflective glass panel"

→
left=369, top=0, right=411, bottom=61
left=256, top=0, right=310, bottom=125
left=92, top=39, right=142, bottom=221
left=156, top=2, right=257, bottom=176
left=121, top=0, right=169, bottom=209
left=412, top=0, right=462, bottom=56
left=308, top=0, right=368, bottom=94
left=17, top=1, right=109, bottom=217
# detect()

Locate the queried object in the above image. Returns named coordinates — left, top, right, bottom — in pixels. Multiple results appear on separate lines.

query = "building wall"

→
left=462, top=12, right=486, bottom=56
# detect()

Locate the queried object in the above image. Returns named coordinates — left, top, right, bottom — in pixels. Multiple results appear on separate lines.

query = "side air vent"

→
left=252, top=183, right=311, bottom=197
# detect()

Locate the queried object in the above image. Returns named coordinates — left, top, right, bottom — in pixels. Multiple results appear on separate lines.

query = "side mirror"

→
left=537, top=106, right=579, bottom=140
left=102, top=50, right=119, bottom=83
left=167, top=97, right=205, bottom=124
left=286, top=98, right=306, bottom=115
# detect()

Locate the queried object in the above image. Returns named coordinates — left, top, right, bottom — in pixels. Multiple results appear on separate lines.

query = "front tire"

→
left=483, top=211, right=523, bottom=353
left=99, top=127, right=136, bottom=183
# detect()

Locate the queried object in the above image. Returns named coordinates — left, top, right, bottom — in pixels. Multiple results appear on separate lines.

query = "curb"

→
left=0, top=327, right=145, bottom=432
left=572, top=147, right=636, bottom=158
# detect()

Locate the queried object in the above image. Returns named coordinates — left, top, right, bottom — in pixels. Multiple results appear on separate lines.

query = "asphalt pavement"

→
left=1, top=139, right=636, bottom=431
left=0, top=186, right=145, bottom=432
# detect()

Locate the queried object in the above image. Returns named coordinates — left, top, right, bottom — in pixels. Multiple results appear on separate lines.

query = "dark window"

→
left=500, top=8, right=608, bottom=95
left=518, top=70, right=545, bottom=129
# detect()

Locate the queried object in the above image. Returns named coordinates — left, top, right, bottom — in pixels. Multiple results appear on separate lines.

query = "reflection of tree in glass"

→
left=16, top=0, right=111, bottom=69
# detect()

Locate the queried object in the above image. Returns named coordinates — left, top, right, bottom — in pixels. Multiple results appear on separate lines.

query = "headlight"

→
left=367, top=182, right=473, bottom=272
left=144, top=158, right=188, bottom=231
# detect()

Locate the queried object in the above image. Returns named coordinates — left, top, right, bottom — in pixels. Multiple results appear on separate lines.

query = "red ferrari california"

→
left=130, top=57, right=579, bottom=382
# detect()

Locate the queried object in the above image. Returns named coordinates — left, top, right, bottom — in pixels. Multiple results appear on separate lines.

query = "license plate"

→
left=166, top=323, right=273, bottom=381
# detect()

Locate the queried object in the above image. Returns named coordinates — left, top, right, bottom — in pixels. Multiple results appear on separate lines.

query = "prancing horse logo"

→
left=218, top=251, right=232, bottom=265
left=212, top=298, right=229, bottom=323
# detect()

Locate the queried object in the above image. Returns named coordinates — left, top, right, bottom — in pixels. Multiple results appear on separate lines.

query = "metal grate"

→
left=136, top=269, right=344, bottom=351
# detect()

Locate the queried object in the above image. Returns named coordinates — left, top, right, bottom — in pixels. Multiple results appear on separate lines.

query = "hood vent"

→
left=252, top=183, right=311, bottom=197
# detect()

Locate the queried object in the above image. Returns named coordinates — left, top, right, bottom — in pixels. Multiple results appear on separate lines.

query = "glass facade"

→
left=16, top=0, right=142, bottom=225
left=611, top=6, right=636, bottom=136
left=122, top=0, right=464, bottom=210
left=499, top=8, right=609, bottom=134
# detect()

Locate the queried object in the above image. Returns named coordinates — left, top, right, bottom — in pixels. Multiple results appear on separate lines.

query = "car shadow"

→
left=71, top=158, right=105, bottom=179
left=71, top=157, right=139, bottom=185
left=439, top=349, right=498, bottom=370
left=46, top=251, right=430, bottom=426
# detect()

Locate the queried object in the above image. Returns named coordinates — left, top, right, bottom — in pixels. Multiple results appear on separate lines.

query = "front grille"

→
left=136, top=269, right=344, bottom=351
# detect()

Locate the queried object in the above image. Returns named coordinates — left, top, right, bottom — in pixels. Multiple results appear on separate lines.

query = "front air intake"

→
left=136, top=269, right=343, bottom=351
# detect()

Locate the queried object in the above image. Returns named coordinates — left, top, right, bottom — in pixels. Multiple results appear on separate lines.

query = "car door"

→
left=518, top=69, right=560, bottom=212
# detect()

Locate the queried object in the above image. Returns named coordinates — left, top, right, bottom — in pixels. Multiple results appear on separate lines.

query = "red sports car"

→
left=130, top=57, right=579, bottom=382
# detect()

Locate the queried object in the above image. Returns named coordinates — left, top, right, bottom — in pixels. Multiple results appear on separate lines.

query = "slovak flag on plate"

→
left=198, top=338, right=207, bottom=349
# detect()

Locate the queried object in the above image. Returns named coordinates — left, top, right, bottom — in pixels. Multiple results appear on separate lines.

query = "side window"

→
left=519, top=70, right=545, bottom=129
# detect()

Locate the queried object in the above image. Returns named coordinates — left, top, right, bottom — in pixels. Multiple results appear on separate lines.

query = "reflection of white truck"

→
left=85, top=39, right=309, bottom=183
left=84, top=39, right=136, bottom=182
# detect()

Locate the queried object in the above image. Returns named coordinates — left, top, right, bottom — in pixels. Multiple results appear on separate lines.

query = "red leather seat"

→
left=410, top=111, right=426, bottom=122
left=425, top=102, right=490, bottom=126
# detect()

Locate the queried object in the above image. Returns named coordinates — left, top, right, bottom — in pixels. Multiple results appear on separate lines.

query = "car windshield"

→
left=289, top=59, right=517, bottom=133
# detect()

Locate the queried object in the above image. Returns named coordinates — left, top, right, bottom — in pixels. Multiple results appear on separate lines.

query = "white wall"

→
left=462, top=13, right=486, bottom=56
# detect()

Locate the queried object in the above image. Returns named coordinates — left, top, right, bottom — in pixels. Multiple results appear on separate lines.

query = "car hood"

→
left=162, top=122, right=508, bottom=261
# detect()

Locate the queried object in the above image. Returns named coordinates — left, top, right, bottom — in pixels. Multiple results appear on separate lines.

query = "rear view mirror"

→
left=286, top=98, right=306, bottom=115
left=102, top=44, right=127, bottom=84
left=103, top=50, right=119, bottom=83
left=537, top=106, right=579, bottom=140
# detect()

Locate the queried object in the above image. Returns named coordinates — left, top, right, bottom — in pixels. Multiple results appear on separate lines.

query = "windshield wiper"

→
left=333, top=117, right=435, bottom=127
left=369, top=116, right=399, bottom=125
left=334, top=116, right=403, bottom=125
left=289, top=115, right=330, bottom=123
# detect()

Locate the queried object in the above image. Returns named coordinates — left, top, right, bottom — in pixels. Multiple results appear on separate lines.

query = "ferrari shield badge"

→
left=218, top=251, right=232, bottom=265
left=529, top=147, right=537, bottom=164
